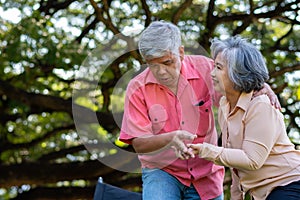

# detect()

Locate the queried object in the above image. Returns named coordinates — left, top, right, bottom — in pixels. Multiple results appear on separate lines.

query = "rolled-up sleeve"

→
left=119, top=85, right=152, bottom=144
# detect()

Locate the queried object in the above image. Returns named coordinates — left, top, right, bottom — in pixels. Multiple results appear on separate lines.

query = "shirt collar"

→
left=181, top=58, right=201, bottom=79
left=236, top=91, right=253, bottom=111
left=220, top=91, right=253, bottom=115
left=144, top=68, right=158, bottom=84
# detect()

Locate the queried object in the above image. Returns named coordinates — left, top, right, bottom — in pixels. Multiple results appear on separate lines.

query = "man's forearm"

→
left=132, top=132, right=174, bottom=154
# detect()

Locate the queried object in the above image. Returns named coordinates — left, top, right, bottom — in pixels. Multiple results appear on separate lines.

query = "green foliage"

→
left=0, top=0, right=299, bottom=199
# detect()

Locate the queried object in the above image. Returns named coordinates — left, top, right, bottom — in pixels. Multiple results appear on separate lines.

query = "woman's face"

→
left=211, top=53, right=235, bottom=96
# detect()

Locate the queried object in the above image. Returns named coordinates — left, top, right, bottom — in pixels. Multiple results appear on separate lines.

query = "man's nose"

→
left=157, top=65, right=167, bottom=74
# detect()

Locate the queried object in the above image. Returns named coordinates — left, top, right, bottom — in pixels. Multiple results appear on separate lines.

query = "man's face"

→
left=146, top=48, right=184, bottom=91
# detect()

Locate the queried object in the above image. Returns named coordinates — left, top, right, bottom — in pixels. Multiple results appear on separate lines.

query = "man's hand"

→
left=253, top=83, right=281, bottom=109
left=170, top=130, right=197, bottom=159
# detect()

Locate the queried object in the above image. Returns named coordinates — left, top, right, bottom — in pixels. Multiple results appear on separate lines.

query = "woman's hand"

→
left=187, top=143, right=203, bottom=156
left=253, top=83, right=281, bottom=109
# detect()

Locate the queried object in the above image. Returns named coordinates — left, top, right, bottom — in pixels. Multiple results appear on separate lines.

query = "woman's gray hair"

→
left=210, top=36, right=269, bottom=93
left=138, top=21, right=182, bottom=60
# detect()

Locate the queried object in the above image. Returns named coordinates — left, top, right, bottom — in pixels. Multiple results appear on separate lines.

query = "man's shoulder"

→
left=128, top=67, right=149, bottom=82
left=184, top=55, right=213, bottom=62
left=126, top=67, right=151, bottom=91
left=183, top=55, right=214, bottom=73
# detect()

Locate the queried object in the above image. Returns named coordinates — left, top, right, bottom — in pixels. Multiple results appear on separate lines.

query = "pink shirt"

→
left=198, top=92, right=300, bottom=199
left=119, top=55, right=224, bottom=199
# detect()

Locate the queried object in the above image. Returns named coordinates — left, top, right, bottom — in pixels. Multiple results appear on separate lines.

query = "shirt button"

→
left=205, top=109, right=208, bottom=112
left=190, top=168, right=193, bottom=171
left=181, top=121, right=184, bottom=125
left=154, top=118, right=157, bottom=121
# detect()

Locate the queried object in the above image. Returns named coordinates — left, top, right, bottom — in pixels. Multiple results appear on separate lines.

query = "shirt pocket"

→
left=148, top=104, right=168, bottom=134
left=195, top=98, right=213, bottom=137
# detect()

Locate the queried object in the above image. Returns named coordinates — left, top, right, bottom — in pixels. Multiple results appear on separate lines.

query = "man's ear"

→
left=179, top=46, right=185, bottom=61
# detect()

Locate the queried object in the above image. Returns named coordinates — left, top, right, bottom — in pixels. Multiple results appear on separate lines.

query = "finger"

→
left=187, top=144, right=196, bottom=148
left=181, top=151, right=191, bottom=160
left=171, top=146, right=184, bottom=159
left=173, top=138, right=189, bottom=153
left=274, top=99, right=282, bottom=110
left=171, top=146, right=177, bottom=151
left=187, top=145, right=196, bottom=154
left=269, top=95, right=281, bottom=110
left=172, top=147, right=186, bottom=160
left=178, top=151, right=185, bottom=160
left=253, top=88, right=266, bottom=97
left=187, top=144, right=200, bottom=155
left=179, top=131, right=197, bottom=140
left=182, top=134, right=197, bottom=141
left=186, top=148, right=195, bottom=158
left=276, top=102, right=282, bottom=110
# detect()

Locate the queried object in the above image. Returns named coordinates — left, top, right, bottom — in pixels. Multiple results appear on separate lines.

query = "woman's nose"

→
left=211, top=68, right=216, bottom=77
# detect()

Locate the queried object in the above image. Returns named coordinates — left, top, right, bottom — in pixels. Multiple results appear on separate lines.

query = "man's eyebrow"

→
left=163, top=58, right=175, bottom=64
left=162, top=59, right=172, bottom=64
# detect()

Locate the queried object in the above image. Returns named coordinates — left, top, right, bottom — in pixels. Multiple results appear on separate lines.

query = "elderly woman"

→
left=188, top=36, right=300, bottom=200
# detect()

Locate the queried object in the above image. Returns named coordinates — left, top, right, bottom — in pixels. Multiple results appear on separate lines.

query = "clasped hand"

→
left=170, top=130, right=198, bottom=160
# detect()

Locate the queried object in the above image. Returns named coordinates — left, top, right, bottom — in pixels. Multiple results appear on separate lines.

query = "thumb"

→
left=181, top=131, right=197, bottom=140
left=187, top=144, right=198, bottom=149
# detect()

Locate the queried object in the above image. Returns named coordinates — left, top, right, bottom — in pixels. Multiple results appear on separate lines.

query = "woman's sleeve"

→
left=230, top=171, right=244, bottom=200
left=199, top=101, right=280, bottom=170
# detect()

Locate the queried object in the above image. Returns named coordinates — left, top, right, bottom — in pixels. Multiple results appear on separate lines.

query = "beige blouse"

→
left=198, top=91, right=300, bottom=200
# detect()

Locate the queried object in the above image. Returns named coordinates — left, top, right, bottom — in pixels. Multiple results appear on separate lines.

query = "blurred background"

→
left=0, top=0, right=299, bottom=199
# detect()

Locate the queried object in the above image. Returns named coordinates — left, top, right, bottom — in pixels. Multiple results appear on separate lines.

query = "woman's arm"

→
left=196, top=141, right=269, bottom=170
left=189, top=101, right=279, bottom=170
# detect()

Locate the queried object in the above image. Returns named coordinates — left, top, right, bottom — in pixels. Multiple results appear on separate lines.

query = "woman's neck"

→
left=226, top=90, right=241, bottom=112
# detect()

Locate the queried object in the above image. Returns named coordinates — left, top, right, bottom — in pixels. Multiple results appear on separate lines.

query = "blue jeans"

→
left=142, top=168, right=223, bottom=200
left=266, top=180, right=300, bottom=200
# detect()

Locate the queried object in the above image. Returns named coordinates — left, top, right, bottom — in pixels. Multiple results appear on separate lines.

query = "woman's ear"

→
left=179, top=46, right=185, bottom=61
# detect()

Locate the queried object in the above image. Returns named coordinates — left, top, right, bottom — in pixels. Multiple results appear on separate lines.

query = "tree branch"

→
left=0, top=124, right=75, bottom=152
left=39, top=0, right=76, bottom=15
left=0, top=79, right=121, bottom=133
left=199, top=0, right=217, bottom=49
left=89, top=0, right=122, bottom=36
left=0, top=153, right=140, bottom=187
left=172, top=0, right=193, bottom=24
left=269, top=63, right=300, bottom=77
left=76, top=18, right=98, bottom=43
left=140, top=0, right=152, bottom=26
